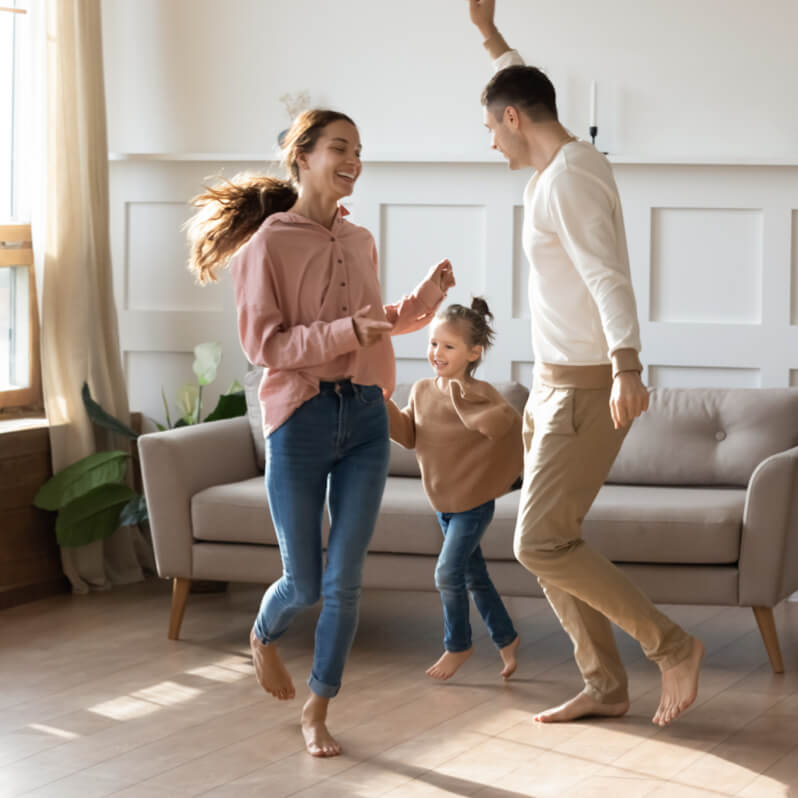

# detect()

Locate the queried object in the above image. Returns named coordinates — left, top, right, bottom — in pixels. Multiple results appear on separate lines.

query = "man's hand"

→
left=430, top=258, right=456, bottom=293
left=610, top=371, right=649, bottom=429
left=352, top=305, right=393, bottom=347
left=468, top=0, right=497, bottom=37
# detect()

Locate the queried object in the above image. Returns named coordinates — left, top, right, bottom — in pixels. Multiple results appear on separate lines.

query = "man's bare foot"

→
left=500, top=636, right=520, bottom=680
left=653, top=636, right=704, bottom=726
left=249, top=629, right=295, bottom=700
left=534, top=691, right=630, bottom=723
left=302, top=695, right=341, bottom=758
left=426, top=648, right=473, bottom=680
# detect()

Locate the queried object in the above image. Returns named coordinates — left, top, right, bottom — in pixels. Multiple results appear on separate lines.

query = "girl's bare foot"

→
left=302, top=695, right=342, bottom=757
left=653, top=636, right=704, bottom=726
left=499, top=636, right=520, bottom=680
left=249, top=629, right=295, bottom=700
left=534, top=691, right=629, bottom=723
left=426, top=648, right=473, bottom=680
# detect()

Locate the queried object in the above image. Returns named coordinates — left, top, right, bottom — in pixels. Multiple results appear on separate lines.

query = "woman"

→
left=186, top=109, right=455, bottom=756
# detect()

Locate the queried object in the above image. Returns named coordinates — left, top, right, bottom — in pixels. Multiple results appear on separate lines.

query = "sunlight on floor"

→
left=26, top=723, right=79, bottom=741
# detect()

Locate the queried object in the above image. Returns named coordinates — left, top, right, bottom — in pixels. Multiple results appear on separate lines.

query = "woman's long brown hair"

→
left=186, top=109, right=356, bottom=285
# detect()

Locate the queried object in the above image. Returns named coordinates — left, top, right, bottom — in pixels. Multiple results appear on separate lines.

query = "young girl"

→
left=388, top=298, right=523, bottom=681
left=186, top=109, right=454, bottom=757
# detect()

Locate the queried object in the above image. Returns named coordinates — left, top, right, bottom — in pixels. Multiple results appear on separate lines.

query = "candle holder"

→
left=589, top=125, right=598, bottom=147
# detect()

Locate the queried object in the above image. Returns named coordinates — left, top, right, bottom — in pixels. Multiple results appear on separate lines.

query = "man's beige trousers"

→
left=515, top=381, right=693, bottom=703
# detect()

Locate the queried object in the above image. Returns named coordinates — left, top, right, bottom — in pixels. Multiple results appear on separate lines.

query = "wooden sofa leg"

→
left=753, top=606, right=784, bottom=674
left=168, top=578, right=191, bottom=640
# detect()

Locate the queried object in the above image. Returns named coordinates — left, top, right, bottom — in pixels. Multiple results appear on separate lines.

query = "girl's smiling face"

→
left=427, top=319, right=481, bottom=381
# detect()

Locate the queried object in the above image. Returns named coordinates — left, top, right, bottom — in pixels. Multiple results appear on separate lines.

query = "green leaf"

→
left=203, top=390, right=247, bottom=422
left=193, top=342, right=222, bottom=386
left=160, top=386, right=173, bottom=429
left=82, top=383, right=138, bottom=440
left=119, top=494, right=148, bottom=526
left=225, top=379, right=243, bottom=394
left=34, top=451, right=130, bottom=511
left=55, top=484, right=136, bottom=547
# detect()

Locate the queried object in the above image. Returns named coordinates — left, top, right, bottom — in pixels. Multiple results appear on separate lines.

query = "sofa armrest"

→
left=739, top=444, right=798, bottom=607
left=138, top=416, right=260, bottom=580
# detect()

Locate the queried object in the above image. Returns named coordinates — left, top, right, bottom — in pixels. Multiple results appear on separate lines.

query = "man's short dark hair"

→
left=481, top=65, right=558, bottom=123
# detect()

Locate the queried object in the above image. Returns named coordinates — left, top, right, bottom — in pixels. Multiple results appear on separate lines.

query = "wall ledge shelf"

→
left=108, top=152, right=798, bottom=167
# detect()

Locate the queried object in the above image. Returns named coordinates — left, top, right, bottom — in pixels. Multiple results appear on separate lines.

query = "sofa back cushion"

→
left=388, top=380, right=529, bottom=477
left=608, top=387, right=798, bottom=487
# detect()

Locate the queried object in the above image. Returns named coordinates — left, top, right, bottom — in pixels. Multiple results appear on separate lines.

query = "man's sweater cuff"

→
left=611, top=349, right=643, bottom=378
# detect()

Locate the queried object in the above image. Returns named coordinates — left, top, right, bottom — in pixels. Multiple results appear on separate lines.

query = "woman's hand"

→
left=430, top=259, right=456, bottom=293
left=352, top=305, right=393, bottom=347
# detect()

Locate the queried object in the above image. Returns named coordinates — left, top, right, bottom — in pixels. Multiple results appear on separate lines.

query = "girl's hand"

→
left=352, top=305, right=393, bottom=347
left=431, top=259, right=456, bottom=293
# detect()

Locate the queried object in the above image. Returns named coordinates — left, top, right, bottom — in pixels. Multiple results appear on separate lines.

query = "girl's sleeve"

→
left=233, top=236, right=360, bottom=370
left=370, top=239, right=447, bottom=336
left=386, top=390, right=417, bottom=449
left=449, top=381, right=520, bottom=441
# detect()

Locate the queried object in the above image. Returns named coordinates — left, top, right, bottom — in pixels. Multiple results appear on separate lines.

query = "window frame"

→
left=0, top=223, right=41, bottom=411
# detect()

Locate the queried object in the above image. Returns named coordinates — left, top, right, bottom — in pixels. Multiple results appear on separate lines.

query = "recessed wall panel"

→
left=512, top=205, right=529, bottom=319
left=511, top=360, right=534, bottom=388
left=650, top=208, right=762, bottom=324
left=380, top=204, right=485, bottom=310
left=648, top=365, right=760, bottom=389
left=791, top=210, right=798, bottom=325
left=126, top=202, right=222, bottom=312
left=395, top=357, right=431, bottom=386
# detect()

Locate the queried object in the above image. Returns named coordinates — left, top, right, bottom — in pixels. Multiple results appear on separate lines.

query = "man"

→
left=467, top=0, right=703, bottom=726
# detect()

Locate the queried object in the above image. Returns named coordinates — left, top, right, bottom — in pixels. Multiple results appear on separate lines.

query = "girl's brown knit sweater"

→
left=387, top=377, right=524, bottom=513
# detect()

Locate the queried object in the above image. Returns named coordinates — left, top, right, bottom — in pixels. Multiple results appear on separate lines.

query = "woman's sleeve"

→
left=371, top=239, right=447, bottom=336
left=232, top=236, right=360, bottom=370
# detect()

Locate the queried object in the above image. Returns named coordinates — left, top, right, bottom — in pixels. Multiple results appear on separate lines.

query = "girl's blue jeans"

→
left=253, top=380, right=390, bottom=699
left=435, top=500, right=518, bottom=653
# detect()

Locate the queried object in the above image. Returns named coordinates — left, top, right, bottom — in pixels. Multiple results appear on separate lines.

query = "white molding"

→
left=108, top=153, right=798, bottom=168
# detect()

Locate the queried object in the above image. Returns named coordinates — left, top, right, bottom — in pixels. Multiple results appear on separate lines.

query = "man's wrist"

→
left=482, top=27, right=510, bottom=57
left=611, top=348, right=642, bottom=379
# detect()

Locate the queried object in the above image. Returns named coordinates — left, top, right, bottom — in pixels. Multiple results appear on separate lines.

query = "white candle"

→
left=589, top=81, right=597, bottom=128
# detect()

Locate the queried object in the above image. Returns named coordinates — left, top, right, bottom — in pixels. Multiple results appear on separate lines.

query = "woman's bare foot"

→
left=249, top=629, right=295, bottom=700
left=534, top=691, right=630, bottom=723
left=653, top=636, right=704, bottom=726
left=499, top=636, right=520, bottom=680
left=302, top=695, right=342, bottom=758
left=426, top=648, right=473, bottom=680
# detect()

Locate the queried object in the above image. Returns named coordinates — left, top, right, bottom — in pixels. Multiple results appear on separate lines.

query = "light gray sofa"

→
left=139, top=378, right=798, bottom=673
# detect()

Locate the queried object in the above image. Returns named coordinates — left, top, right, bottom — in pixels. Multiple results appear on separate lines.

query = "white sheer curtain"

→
left=30, top=0, right=153, bottom=593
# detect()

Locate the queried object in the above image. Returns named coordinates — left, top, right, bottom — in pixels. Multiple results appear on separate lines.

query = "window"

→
left=1, top=3, right=39, bottom=411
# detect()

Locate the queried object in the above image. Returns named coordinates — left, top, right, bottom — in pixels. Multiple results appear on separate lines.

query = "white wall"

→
left=102, top=0, right=798, bottom=161
left=100, top=1, right=798, bottom=423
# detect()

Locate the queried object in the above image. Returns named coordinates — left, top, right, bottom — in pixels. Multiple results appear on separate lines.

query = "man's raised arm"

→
left=467, top=0, right=512, bottom=60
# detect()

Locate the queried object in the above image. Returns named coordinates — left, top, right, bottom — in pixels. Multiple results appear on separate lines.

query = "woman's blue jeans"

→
left=253, top=380, right=389, bottom=699
left=435, top=500, right=518, bottom=653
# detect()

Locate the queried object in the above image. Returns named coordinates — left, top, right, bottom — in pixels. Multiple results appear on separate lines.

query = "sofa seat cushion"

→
left=584, top=485, right=744, bottom=564
left=193, top=477, right=274, bottom=545
left=191, top=478, right=744, bottom=567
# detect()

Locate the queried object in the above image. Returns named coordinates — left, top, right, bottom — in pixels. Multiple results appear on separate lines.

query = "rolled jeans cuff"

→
left=308, top=674, right=340, bottom=699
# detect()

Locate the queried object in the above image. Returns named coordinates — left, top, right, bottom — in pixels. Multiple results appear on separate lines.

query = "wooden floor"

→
left=1, top=580, right=797, bottom=798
